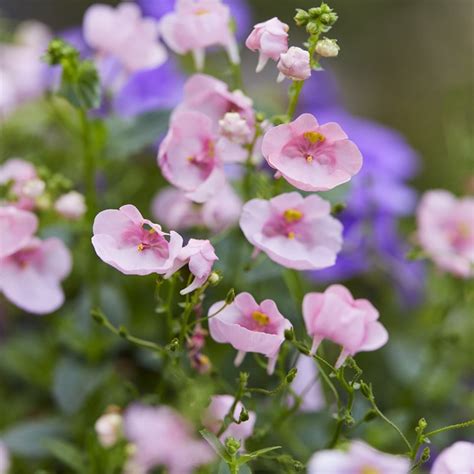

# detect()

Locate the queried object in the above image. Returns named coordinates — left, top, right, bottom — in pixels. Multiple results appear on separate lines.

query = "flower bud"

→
left=238, top=407, right=249, bottom=422
left=286, top=367, right=298, bottom=384
left=277, top=47, right=311, bottom=83
left=225, top=288, right=236, bottom=305
left=95, top=411, right=123, bottom=447
left=225, top=436, right=241, bottom=456
left=306, top=21, right=320, bottom=35
left=284, top=328, right=294, bottom=341
left=21, top=178, right=45, bottom=198
left=294, top=9, right=310, bottom=26
left=315, top=38, right=340, bottom=57
left=219, top=112, right=251, bottom=144
left=54, top=191, right=86, bottom=220
left=309, top=7, right=322, bottom=17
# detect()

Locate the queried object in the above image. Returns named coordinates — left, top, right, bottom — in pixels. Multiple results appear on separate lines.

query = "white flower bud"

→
left=219, top=112, right=251, bottom=144
left=21, top=178, right=45, bottom=198
left=95, top=412, right=123, bottom=448
left=315, top=38, right=339, bottom=58
left=54, top=191, right=86, bottom=220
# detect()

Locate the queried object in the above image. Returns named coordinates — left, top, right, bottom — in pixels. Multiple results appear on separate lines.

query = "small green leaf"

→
left=43, top=439, right=85, bottom=473
left=238, top=446, right=281, bottom=465
left=199, top=429, right=231, bottom=462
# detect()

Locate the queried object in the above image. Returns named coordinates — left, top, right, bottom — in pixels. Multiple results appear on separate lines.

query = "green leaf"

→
left=43, top=439, right=85, bottom=472
left=200, top=429, right=231, bottom=462
left=238, top=446, right=281, bottom=464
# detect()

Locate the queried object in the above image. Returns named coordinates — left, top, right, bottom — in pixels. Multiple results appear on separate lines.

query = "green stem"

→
left=424, top=419, right=474, bottom=437
left=286, top=80, right=304, bottom=120
left=165, top=276, right=177, bottom=338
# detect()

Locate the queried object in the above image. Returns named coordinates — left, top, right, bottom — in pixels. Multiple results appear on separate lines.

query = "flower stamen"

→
left=303, top=131, right=325, bottom=144
left=283, top=208, right=303, bottom=223
left=252, top=311, right=270, bottom=326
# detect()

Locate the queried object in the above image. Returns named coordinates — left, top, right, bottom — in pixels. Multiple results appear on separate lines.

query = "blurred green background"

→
left=2, top=0, right=473, bottom=192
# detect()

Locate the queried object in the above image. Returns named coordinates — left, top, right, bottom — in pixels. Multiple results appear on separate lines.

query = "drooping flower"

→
left=208, top=292, right=292, bottom=374
left=123, top=403, right=215, bottom=474
left=165, top=239, right=218, bottom=295
left=239, top=192, right=343, bottom=270
left=203, top=395, right=256, bottom=445
left=95, top=409, right=123, bottom=448
left=245, top=17, right=289, bottom=72
left=417, top=190, right=474, bottom=278
left=289, top=355, right=325, bottom=412
left=262, top=113, right=363, bottom=192
left=54, top=191, right=87, bottom=220
left=307, top=440, right=410, bottom=474
left=152, top=184, right=242, bottom=233
left=303, top=285, right=388, bottom=368
left=0, top=237, right=72, bottom=315
left=92, top=204, right=183, bottom=276
left=431, top=441, right=474, bottom=474
left=0, top=21, right=52, bottom=118
left=0, top=441, right=10, bottom=474
left=0, top=158, right=40, bottom=210
left=83, top=2, right=167, bottom=88
left=277, top=46, right=311, bottom=82
left=160, top=0, right=239, bottom=70
left=0, top=206, right=38, bottom=258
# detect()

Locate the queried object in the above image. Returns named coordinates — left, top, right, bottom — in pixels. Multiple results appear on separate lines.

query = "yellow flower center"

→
left=306, top=154, right=313, bottom=163
left=360, top=467, right=380, bottom=474
left=252, top=311, right=270, bottom=326
left=287, top=231, right=296, bottom=239
left=137, top=243, right=144, bottom=252
left=195, top=8, right=209, bottom=15
left=283, top=208, right=303, bottom=223
left=303, top=131, right=325, bottom=144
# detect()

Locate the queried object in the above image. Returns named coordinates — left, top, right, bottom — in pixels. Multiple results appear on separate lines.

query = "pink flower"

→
left=83, top=2, right=167, bottom=74
left=277, top=46, right=311, bottom=82
left=431, top=441, right=474, bottom=474
left=307, top=440, right=410, bottom=474
left=289, top=355, right=325, bottom=412
left=262, top=113, right=363, bottom=192
left=123, top=403, right=215, bottom=474
left=165, top=239, right=218, bottom=295
left=95, top=412, right=123, bottom=448
left=303, top=285, right=388, bottom=368
left=239, top=192, right=343, bottom=270
left=54, top=191, right=86, bottom=220
left=0, top=158, right=39, bottom=210
left=245, top=17, right=289, bottom=72
left=0, top=441, right=10, bottom=474
left=219, top=112, right=252, bottom=144
left=160, top=0, right=239, bottom=70
left=417, top=190, right=474, bottom=278
left=0, top=237, right=72, bottom=314
left=175, top=74, right=254, bottom=133
left=203, top=395, right=256, bottom=445
left=208, top=292, right=292, bottom=374
left=92, top=204, right=183, bottom=276
left=0, top=206, right=38, bottom=258
left=158, top=110, right=246, bottom=202
left=152, top=184, right=242, bottom=233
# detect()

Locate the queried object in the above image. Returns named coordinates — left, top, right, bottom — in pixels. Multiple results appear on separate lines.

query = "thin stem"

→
left=165, top=276, right=177, bottom=338
left=286, top=80, right=304, bottom=120
left=424, top=419, right=474, bottom=437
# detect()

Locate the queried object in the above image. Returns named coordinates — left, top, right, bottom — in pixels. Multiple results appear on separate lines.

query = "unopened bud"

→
left=238, top=407, right=249, bottom=422
left=286, top=367, right=298, bottom=384
left=225, top=288, right=235, bottom=305
left=306, top=21, right=320, bottom=35
left=294, top=9, right=310, bottom=26
left=22, top=178, right=45, bottom=198
left=315, top=38, right=340, bottom=58
left=95, top=411, right=123, bottom=447
left=225, top=437, right=241, bottom=456
left=284, top=328, right=295, bottom=341
left=421, top=447, right=430, bottom=462
left=54, top=191, right=86, bottom=220
left=309, top=7, right=322, bottom=17
left=363, top=409, right=378, bottom=422
left=360, top=381, right=372, bottom=399
left=208, top=271, right=221, bottom=286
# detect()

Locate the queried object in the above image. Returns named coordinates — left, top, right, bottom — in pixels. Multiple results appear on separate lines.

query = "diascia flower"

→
left=123, top=403, right=215, bottom=474
left=303, top=285, right=388, bottom=368
left=277, top=46, right=311, bottom=82
left=431, top=441, right=474, bottom=474
left=208, top=292, right=292, bottom=374
left=160, top=0, right=239, bottom=70
left=0, top=206, right=37, bottom=258
left=83, top=2, right=167, bottom=75
left=92, top=204, right=183, bottom=276
left=245, top=17, right=289, bottom=72
left=165, top=239, right=218, bottom=295
left=307, top=440, right=410, bottom=474
left=0, top=237, right=72, bottom=314
left=417, top=190, right=474, bottom=278
left=239, top=192, right=343, bottom=270
left=202, top=395, right=256, bottom=445
left=262, top=113, right=363, bottom=192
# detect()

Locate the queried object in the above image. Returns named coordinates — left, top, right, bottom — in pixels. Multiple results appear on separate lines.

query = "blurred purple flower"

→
left=137, top=0, right=253, bottom=39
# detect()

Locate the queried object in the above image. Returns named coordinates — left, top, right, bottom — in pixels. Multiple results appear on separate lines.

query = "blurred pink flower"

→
left=262, top=113, right=363, bottom=192
left=219, top=112, right=252, bottom=144
left=289, top=355, right=325, bottom=412
left=240, top=192, right=343, bottom=270
left=0, top=206, right=38, bottom=258
left=0, top=237, right=72, bottom=314
left=92, top=204, right=183, bottom=275
left=0, top=441, right=10, bottom=474
left=307, top=440, right=410, bottom=474
left=0, top=158, right=39, bottom=210
left=417, top=190, right=474, bottom=278
left=431, top=441, right=474, bottom=474
left=203, top=394, right=256, bottom=445
left=123, top=403, right=215, bottom=474
left=277, top=46, right=311, bottom=82
left=303, top=284, right=388, bottom=368
left=54, top=191, right=86, bottom=220
left=0, top=21, right=52, bottom=118
left=95, top=411, right=123, bottom=448
left=160, top=0, right=239, bottom=70
left=165, top=238, right=218, bottom=295
left=245, top=17, right=289, bottom=72
left=208, top=292, right=292, bottom=374
left=83, top=2, right=167, bottom=76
